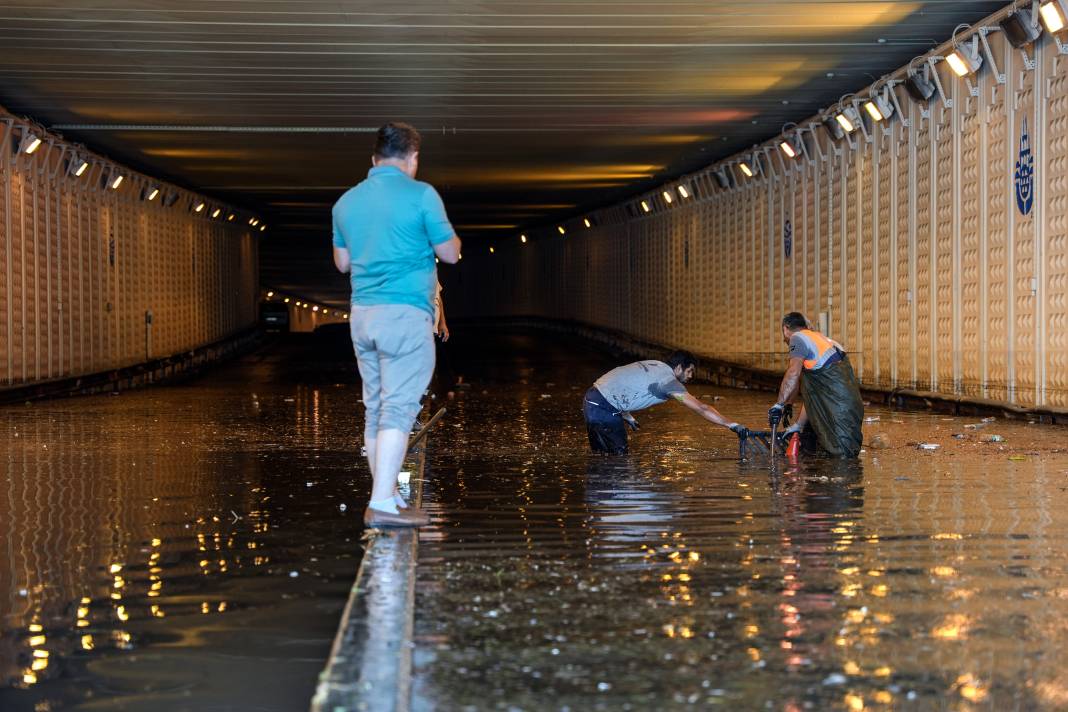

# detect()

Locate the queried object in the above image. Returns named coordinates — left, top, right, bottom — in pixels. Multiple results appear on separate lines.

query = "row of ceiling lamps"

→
left=7, top=119, right=264, bottom=231
left=264, top=291, right=347, bottom=318
left=490, top=0, right=1061, bottom=251
left=709, top=1, right=1056, bottom=185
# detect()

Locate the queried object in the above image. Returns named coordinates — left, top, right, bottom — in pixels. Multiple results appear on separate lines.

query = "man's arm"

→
left=777, top=357, right=804, bottom=405
left=436, top=294, right=450, bottom=341
left=433, top=236, right=462, bottom=264
left=673, top=392, right=736, bottom=429
left=333, top=246, right=351, bottom=274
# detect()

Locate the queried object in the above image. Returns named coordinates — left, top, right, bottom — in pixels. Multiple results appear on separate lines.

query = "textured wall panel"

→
left=0, top=116, right=258, bottom=390
left=959, top=102, right=983, bottom=397
left=1045, top=66, right=1068, bottom=403
left=986, top=62, right=1010, bottom=402
left=1013, top=63, right=1037, bottom=405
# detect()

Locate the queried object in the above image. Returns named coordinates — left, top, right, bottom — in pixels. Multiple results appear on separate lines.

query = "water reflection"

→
left=0, top=334, right=370, bottom=710
left=412, top=330, right=1068, bottom=711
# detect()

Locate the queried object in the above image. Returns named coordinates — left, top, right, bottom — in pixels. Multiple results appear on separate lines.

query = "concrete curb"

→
left=310, top=439, right=426, bottom=712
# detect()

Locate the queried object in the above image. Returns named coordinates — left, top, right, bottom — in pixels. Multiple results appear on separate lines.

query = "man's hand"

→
left=437, top=323, right=450, bottom=342
left=768, top=403, right=785, bottom=428
left=621, top=412, right=640, bottom=431
left=728, top=423, right=749, bottom=439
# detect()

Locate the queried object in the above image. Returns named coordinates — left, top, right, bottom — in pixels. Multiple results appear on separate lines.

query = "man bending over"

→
left=583, top=350, right=747, bottom=454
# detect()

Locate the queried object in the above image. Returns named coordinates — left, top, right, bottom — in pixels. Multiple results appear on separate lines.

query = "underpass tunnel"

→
left=6, top=1, right=1068, bottom=710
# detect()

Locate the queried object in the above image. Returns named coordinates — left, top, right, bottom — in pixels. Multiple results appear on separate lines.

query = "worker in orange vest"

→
left=767, top=312, right=864, bottom=457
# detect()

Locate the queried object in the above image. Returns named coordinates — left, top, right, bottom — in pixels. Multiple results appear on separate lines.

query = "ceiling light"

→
left=661, top=190, right=672, bottom=204
left=194, top=202, right=205, bottom=213
left=21, top=133, right=42, bottom=155
left=1001, top=7, right=1043, bottom=47
left=312, top=306, right=319, bottom=312
left=489, top=246, right=495, bottom=254
left=211, top=208, right=221, bottom=218
left=863, top=90, right=895, bottom=122
left=835, top=106, right=862, bottom=134
left=557, top=226, right=565, bottom=235
left=227, top=214, right=235, bottom=221
left=267, top=291, right=274, bottom=297
left=946, top=38, right=983, bottom=77
left=251, top=218, right=259, bottom=226
left=72, top=158, right=89, bottom=177
left=520, top=234, right=527, bottom=243
left=304, top=304, right=309, bottom=309
left=904, top=69, right=937, bottom=103
left=640, top=200, right=651, bottom=213
left=259, top=225, right=266, bottom=232
left=739, top=162, right=754, bottom=178
left=583, top=218, right=592, bottom=228
left=677, top=185, right=690, bottom=199
left=146, top=187, right=160, bottom=201
left=323, top=310, right=329, bottom=316
left=1040, top=0, right=1068, bottom=33
left=284, top=298, right=290, bottom=303
left=779, top=135, right=802, bottom=159
left=822, top=114, right=846, bottom=140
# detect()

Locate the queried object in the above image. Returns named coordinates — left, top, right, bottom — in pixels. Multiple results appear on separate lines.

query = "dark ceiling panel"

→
left=0, top=0, right=1007, bottom=307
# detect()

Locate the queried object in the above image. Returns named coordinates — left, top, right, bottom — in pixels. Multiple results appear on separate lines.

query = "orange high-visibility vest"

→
left=797, top=329, right=841, bottom=370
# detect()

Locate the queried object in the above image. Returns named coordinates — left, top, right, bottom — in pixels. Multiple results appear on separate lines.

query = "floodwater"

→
left=4, top=326, right=1068, bottom=711
left=413, top=330, right=1068, bottom=711
left=0, top=330, right=373, bottom=711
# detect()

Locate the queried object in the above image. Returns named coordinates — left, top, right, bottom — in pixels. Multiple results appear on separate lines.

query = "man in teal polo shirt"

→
left=332, top=122, right=462, bottom=528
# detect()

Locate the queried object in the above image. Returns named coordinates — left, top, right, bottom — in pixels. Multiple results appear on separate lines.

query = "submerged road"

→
left=412, top=329, right=1068, bottom=711
left=2, top=326, right=1068, bottom=710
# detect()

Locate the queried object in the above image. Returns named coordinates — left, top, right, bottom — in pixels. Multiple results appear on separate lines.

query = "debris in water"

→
left=597, top=682, right=612, bottom=692
left=981, top=434, right=1005, bottom=443
left=823, top=673, right=847, bottom=686
left=918, top=443, right=940, bottom=450
left=1008, top=455, right=1028, bottom=461
left=540, top=394, right=552, bottom=399
left=864, top=416, right=881, bottom=423
left=289, top=571, right=299, bottom=578
left=982, top=417, right=996, bottom=423
left=339, top=504, right=347, bottom=512
left=868, top=434, right=890, bottom=449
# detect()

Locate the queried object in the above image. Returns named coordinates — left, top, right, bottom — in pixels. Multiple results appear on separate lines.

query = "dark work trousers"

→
left=583, top=387, right=628, bottom=454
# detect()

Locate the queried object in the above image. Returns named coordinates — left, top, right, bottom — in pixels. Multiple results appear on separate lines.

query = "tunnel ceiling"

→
left=1, top=0, right=1004, bottom=307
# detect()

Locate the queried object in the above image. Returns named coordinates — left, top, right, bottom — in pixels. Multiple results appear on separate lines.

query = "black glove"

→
left=768, top=403, right=785, bottom=428
left=729, top=423, right=749, bottom=439
left=782, top=404, right=793, bottom=426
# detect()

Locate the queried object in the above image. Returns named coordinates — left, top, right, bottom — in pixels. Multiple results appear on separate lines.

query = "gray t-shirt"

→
left=594, top=360, right=687, bottom=413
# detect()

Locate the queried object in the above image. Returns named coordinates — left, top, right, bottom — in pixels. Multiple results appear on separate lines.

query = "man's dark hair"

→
left=374, top=122, right=421, bottom=160
left=665, top=350, right=697, bottom=372
left=782, top=312, right=809, bottom=332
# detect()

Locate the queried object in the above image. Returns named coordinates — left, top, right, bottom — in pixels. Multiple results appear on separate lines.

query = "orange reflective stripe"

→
left=799, top=329, right=835, bottom=370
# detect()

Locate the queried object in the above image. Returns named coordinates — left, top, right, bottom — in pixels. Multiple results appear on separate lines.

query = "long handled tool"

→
left=408, top=406, right=447, bottom=452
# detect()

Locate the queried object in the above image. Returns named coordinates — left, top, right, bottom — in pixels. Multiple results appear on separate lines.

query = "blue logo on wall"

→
left=784, top=219, right=793, bottom=258
left=1015, top=117, right=1034, bottom=217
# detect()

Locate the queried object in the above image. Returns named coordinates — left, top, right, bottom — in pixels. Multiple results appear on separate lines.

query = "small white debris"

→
left=17, top=588, right=28, bottom=597
left=597, top=682, right=611, bottom=692
left=823, top=673, right=847, bottom=686
left=306, top=481, right=313, bottom=487
left=339, top=504, right=347, bottom=512
left=289, top=571, right=299, bottom=578
left=864, top=416, right=880, bottom=423
left=917, top=443, right=940, bottom=450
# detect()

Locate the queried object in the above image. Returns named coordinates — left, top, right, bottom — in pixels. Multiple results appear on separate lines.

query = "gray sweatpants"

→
left=349, top=304, right=435, bottom=440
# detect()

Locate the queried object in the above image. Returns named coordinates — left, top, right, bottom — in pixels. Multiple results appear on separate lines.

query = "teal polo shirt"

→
left=331, top=165, right=455, bottom=315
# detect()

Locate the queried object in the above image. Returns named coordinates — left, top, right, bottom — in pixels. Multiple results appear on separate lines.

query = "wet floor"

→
left=412, top=330, right=1068, bottom=711
left=0, top=329, right=374, bottom=711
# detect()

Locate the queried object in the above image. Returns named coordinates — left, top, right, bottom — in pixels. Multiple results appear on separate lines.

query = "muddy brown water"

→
left=0, top=331, right=371, bottom=711
left=3, top=327, right=1068, bottom=710
left=412, top=330, right=1068, bottom=711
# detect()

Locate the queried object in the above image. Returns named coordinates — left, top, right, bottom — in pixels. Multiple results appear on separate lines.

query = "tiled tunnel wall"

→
left=0, top=110, right=259, bottom=389
left=446, top=29, right=1068, bottom=409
